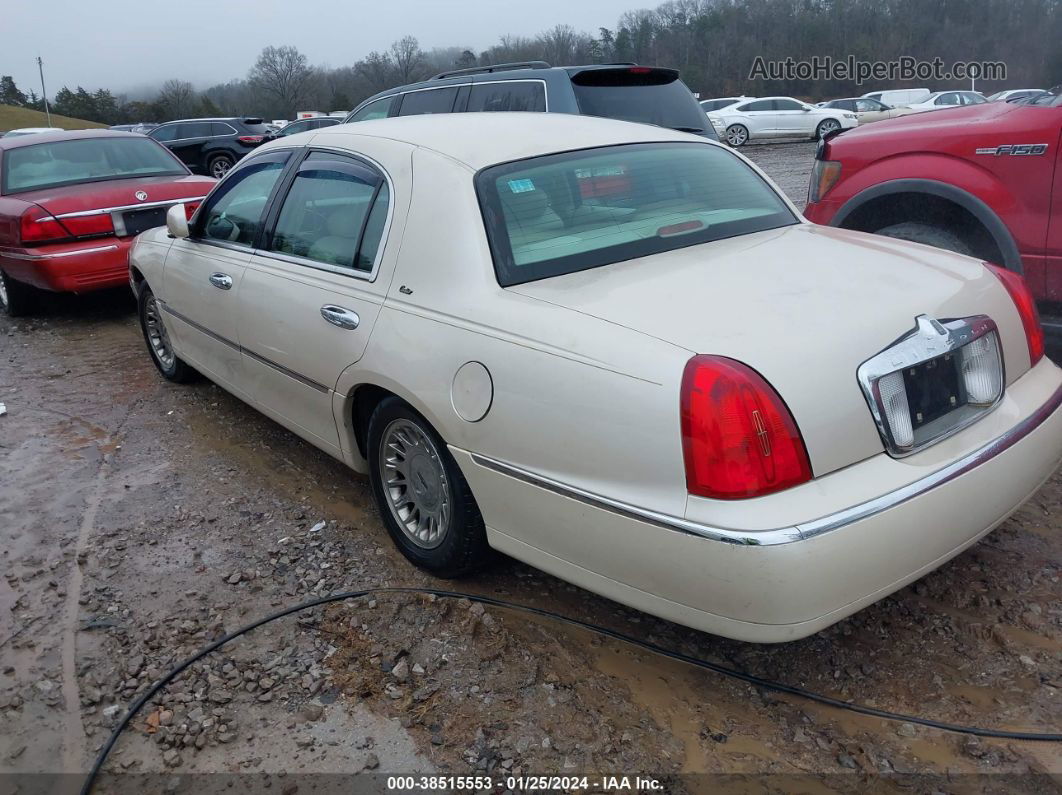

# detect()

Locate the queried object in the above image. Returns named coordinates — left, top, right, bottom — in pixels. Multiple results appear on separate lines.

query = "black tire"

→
left=724, top=124, right=749, bottom=147
left=366, top=397, right=490, bottom=577
left=0, top=269, right=39, bottom=317
left=137, top=285, right=198, bottom=383
left=874, top=222, right=972, bottom=256
left=207, top=153, right=235, bottom=180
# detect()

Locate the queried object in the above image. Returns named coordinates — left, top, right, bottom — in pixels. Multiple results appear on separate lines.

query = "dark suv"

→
left=343, top=61, right=718, bottom=140
left=148, top=117, right=270, bottom=178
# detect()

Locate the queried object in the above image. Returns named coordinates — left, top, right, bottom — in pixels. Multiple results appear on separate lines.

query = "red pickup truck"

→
left=804, top=93, right=1061, bottom=334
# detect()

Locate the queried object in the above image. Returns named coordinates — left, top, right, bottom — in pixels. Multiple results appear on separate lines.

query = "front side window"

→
left=2, top=137, right=186, bottom=194
left=348, top=96, right=396, bottom=123
left=935, top=93, right=958, bottom=105
left=398, top=87, right=460, bottom=116
left=196, top=152, right=290, bottom=246
left=773, top=99, right=804, bottom=110
left=477, top=142, right=797, bottom=287
left=467, top=82, right=546, bottom=112
left=268, top=152, right=389, bottom=272
left=277, top=120, right=311, bottom=137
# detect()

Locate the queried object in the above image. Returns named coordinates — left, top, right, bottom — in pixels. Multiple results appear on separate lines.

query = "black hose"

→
left=81, top=586, right=1062, bottom=794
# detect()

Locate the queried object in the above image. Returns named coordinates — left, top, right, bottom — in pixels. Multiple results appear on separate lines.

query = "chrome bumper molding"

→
left=0, top=244, right=119, bottom=261
left=468, top=381, right=1062, bottom=547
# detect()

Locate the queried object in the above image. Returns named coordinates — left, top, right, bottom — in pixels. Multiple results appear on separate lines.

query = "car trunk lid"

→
left=509, top=222, right=1028, bottom=476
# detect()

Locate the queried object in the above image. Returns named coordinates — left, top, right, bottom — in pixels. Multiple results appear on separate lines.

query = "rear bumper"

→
left=0, top=237, right=134, bottom=293
left=455, top=359, right=1062, bottom=642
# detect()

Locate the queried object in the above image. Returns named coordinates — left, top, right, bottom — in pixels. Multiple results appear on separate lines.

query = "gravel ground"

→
left=1, top=142, right=1060, bottom=793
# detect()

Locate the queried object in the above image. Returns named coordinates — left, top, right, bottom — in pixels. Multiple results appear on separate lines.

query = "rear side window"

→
left=398, top=87, right=459, bottom=116
left=268, top=152, right=389, bottom=273
left=467, top=82, right=546, bottom=112
left=570, top=69, right=708, bottom=133
left=477, top=142, right=796, bottom=286
left=739, top=100, right=774, bottom=111
left=210, top=122, right=235, bottom=136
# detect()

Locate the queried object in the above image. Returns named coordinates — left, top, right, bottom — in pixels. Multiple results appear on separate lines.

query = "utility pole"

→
left=37, top=56, right=51, bottom=126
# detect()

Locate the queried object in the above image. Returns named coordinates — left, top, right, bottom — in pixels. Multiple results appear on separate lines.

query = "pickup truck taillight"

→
left=988, top=264, right=1044, bottom=366
left=680, top=355, right=812, bottom=499
left=19, top=206, right=68, bottom=244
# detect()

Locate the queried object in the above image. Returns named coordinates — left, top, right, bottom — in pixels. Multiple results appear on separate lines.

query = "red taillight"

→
left=237, top=135, right=264, bottom=144
left=680, top=355, right=812, bottom=500
left=183, top=201, right=201, bottom=221
left=987, top=263, right=1044, bottom=366
left=60, top=213, right=114, bottom=238
left=19, top=205, right=68, bottom=244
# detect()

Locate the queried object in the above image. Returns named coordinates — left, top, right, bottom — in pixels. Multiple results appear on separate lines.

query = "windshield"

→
left=477, top=142, right=797, bottom=286
left=2, top=137, right=186, bottom=194
left=570, top=70, right=709, bottom=133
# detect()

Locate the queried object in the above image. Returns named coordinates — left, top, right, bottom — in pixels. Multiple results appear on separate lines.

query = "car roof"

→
left=0, top=128, right=141, bottom=151
left=156, top=117, right=260, bottom=124
left=299, top=112, right=703, bottom=170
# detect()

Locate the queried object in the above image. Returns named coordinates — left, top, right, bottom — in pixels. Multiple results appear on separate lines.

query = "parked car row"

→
left=701, top=96, right=858, bottom=146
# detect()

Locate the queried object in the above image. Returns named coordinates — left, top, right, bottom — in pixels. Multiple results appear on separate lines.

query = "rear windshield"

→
left=2, top=137, right=186, bottom=194
left=571, top=70, right=710, bottom=134
left=477, top=142, right=796, bottom=286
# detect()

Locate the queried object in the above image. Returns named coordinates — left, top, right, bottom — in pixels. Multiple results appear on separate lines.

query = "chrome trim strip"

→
left=241, top=347, right=330, bottom=394
left=158, top=302, right=240, bottom=352
left=468, top=381, right=1062, bottom=546
left=0, top=244, right=119, bottom=261
left=158, top=302, right=329, bottom=394
left=56, top=196, right=207, bottom=219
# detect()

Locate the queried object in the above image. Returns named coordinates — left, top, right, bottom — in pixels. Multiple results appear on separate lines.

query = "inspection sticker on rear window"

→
left=507, top=178, right=536, bottom=193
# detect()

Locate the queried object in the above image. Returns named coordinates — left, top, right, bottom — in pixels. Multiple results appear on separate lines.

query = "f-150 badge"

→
left=975, top=144, right=1048, bottom=156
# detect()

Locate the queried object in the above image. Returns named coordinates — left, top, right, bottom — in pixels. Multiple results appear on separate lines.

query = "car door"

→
left=236, top=148, right=400, bottom=455
left=169, top=122, right=212, bottom=171
left=772, top=98, right=813, bottom=134
left=161, top=150, right=292, bottom=391
left=734, top=99, right=775, bottom=136
left=854, top=98, right=889, bottom=122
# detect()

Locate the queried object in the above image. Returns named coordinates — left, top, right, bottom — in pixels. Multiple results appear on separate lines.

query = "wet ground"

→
left=1, top=141, right=1060, bottom=794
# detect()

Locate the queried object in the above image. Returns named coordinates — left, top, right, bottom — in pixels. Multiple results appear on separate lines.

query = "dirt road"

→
left=1, top=142, right=1059, bottom=793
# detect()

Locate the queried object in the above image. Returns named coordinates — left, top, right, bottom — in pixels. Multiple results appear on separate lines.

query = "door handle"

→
left=209, top=273, right=233, bottom=290
left=320, top=305, right=360, bottom=330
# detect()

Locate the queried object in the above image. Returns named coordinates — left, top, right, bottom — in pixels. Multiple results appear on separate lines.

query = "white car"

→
left=819, top=97, right=908, bottom=124
left=902, top=91, right=988, bottom=113
left=129, top=114, right=1062, bottom=642
left=861, top=88, right=931, bottom=106
left=707, top=97, right=857, bottom=146
left=986, top=89, right=1044, bottom=102
left=2, top=127, right=65, bottom=138
left=699, top=96, right=750, bottom=113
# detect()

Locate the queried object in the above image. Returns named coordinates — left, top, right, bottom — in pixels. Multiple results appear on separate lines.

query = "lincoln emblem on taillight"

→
left=751, top=410, right=771, bottom=456
left=135, top=190, right=148, bottom=202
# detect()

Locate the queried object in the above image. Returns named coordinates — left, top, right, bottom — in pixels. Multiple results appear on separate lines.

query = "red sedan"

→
left=0, top=130, right=215, bottom=316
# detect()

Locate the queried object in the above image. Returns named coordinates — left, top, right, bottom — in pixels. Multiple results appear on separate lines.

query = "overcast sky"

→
left=5, top=0, right=633, bottom=97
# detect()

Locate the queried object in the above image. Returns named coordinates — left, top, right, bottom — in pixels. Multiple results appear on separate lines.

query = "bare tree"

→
left=390, top=36, right=426, bottom=83
left=357, top=51, right=395, bottom=93
left=248, top=45, right=312, bottom=117
left=157, top=79, right=196, bottom=119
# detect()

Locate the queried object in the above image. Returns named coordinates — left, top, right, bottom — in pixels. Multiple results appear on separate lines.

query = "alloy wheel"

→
left=379, top=418, right=452, bottom=549
left=818, top=119, right=841, bottom=138
left=143, top=295, right=175, bottom=369
left=211, top=159, right=233, bottom=179
left=726, top=125, right=748, bottom=146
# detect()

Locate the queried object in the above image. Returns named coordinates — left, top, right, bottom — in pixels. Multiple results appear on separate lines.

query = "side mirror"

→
left=802, top=107, right=811, bottom=112
left=166, top=203, right=190, bottom=239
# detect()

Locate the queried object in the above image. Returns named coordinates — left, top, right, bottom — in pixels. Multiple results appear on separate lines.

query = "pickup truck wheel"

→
left=725, top=124, right=749, bottom=147
left=138, top=286, right=198, bottom=383
left=0, top=269, right=38, bottom=317
left=874, top=222, right=972, bottom=256
left=367, top=397, right=490, bottom=578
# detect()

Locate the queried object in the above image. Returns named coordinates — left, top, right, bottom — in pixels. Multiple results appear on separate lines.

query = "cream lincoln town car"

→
left=129, top=113, right=1062, bottom=642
